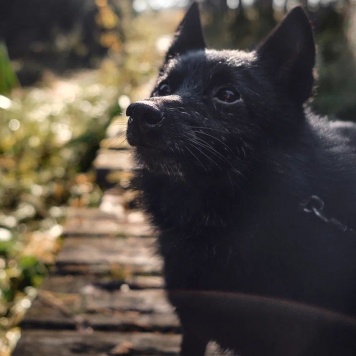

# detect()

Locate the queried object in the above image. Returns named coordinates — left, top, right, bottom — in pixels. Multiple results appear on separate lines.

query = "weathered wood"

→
left=66, top=207, right=120, bottom=220
left=84, top=288, right=174, bottom=315
left=63, top=208, right=153, bottom=237
left=101, top=137, right=130, bottom=150
left=21, top=305, right=180, bottom=332
left=66, top=206, right=149, bottom=226
left=55, top=236, right=161, bottom=275
left=93, top=149, right=134, bottom=190
left=39, top=275, right=164, bottom=293
left=21, top=288, right=179, bottom=332
left=94, top=149, right=133, bottom=171
left=13, top=330, right=181, bottom=356
left=20, top=307, right=177, bottom=333
left=100, top=190, right=145, bottom=223
left=14, top=330, right=225, bottom=355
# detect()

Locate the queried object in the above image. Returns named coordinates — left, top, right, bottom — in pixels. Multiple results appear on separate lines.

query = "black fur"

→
left=126, top=4, right=356, bottom=355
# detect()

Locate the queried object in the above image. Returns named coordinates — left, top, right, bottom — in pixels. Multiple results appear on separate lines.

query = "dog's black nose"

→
left=126, top=101, right=163, bottom=126
left=126, top=101, right=164, bottom=147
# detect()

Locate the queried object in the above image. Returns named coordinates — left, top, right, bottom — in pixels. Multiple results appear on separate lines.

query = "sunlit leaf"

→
left=0, top=42, right=18, bottom=94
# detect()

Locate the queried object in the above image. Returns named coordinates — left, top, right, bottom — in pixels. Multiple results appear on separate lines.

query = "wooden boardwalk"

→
left=12, top=120, right=186, bottom=355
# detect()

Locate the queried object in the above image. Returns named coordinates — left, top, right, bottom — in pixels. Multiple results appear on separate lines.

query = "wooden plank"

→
left=93, top=149, right=135, bottom=190
left=99, top=190, right=144, bottom=222
left=13, top=330, right=225, bottom=356
left=93, top=149, right=133, bottom=171
left=101, top=137, right=130, bottom=150
left=21, top=275, right=176, bottom=333
left=55, top=236, right=161, bottom=275
left=13, top=330, right=181, bottom=356
left=34, top=277, right=168, bottom=314
left=21, top=288, right=179, bottom=332
left=39, top=275, right=164, bottom=293
left=63, top=209, right=153, bottom=237
left=83, top=288, right=173, bottom=315
left=66, top=207, right=120, bottom=220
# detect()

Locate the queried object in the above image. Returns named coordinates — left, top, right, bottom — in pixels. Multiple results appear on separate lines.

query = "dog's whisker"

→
left=183, top=144, right=208, bottom=171
left=191, top=136, right=237, bottom=168
left=189, top=126, right=226, bottom=133
left=188, top=141, right=223, bottom=170
left=192, top=130, right=239, bottom=159
left=181, top=133, right=225, bottom=170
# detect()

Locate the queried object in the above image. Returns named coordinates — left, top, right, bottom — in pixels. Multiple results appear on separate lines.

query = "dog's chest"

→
left=159, top=229, right=242, bottom=291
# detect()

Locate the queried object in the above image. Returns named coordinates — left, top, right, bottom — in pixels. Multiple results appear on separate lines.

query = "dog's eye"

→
left=214, top=87, right=240, bottom=104
left=157, top=83, right=171, bottom=96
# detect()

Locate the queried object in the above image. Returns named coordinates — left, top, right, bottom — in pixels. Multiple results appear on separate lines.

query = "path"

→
left=12, top=117, right=185, bottom=355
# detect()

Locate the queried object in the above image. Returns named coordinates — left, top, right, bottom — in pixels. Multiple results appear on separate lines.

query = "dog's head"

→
left=126, top=3, right=315, bottom=178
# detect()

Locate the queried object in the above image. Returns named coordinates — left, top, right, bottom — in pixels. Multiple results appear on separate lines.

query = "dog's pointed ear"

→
left=165, top=2, right=205, bottom=61
left=256, top=7, right=315, bottom=104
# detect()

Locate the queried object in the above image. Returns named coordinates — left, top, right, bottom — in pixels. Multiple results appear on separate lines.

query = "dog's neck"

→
left=138, top=167, right=244, bottom=230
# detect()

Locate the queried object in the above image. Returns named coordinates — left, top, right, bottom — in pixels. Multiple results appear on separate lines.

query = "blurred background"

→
left=0, top=0, right=355, bottom=353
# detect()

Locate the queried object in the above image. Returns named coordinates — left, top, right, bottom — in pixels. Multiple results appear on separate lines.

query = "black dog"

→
left=126, top=4, right=356, bottom=355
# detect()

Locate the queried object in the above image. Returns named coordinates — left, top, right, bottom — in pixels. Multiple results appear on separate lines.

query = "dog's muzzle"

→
left=126, top=100, right=164, bottom=147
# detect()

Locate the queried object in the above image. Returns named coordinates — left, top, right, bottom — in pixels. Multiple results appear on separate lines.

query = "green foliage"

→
left=0, top=70, right=118, bottom=214
left=0, top=42, right=18, bottom=94
left=312, top=8, right=356, bottom=120
left=0, top=67, right=121, bottom=354
left=0, top=250, right=47, bottom=305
